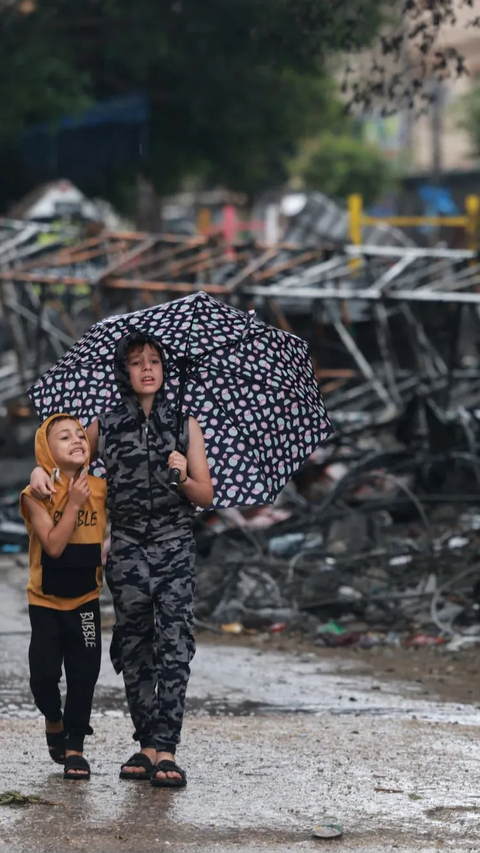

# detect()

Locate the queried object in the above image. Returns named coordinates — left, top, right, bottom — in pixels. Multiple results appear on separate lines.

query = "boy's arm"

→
left=30, top=419, right=99, bottom=499
left=86, top=420, right=98, bottom=457
left=24, top=473, right=90, bottom=558
left=168, top=417, right=213, bottom=508
left=30, top=467, right=56, bottom=498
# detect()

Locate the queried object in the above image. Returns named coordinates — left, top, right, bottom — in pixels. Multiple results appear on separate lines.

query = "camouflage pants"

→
left=105, top=531, right=196, bottom=753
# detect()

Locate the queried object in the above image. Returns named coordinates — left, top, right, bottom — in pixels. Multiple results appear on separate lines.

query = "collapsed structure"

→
left=1, top=197, right=480, bottom=645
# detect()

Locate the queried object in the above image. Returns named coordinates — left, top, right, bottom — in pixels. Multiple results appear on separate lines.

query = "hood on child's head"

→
left=114, top=331, right=167, bottom=405
left=35, top=413, right=90, bottom=477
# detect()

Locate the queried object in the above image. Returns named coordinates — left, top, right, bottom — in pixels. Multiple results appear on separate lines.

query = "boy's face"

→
left=47, top=419, right=89, bottom=469
left=126, top=344, right=164, bottom=396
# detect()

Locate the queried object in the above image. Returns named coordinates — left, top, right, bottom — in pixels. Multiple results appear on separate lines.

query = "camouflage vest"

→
left=97, top=397, right=194, bottom=543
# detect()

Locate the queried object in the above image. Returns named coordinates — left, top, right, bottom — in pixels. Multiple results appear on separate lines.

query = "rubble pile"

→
left=2, top=221, right=480, bottom=430
left=2, top=217, right=480, bottom=647
left=194, top=436, right=480, bottom=649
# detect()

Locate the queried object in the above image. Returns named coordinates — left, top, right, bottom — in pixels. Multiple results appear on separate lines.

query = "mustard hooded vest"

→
left=20, top=414, right=107, bottom=610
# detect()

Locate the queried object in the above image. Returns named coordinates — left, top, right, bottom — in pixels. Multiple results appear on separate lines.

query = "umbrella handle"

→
left=168, top=468, right=181, bottom=491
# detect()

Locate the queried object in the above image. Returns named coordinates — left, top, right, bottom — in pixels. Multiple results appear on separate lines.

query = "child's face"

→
left=126, top=344, right=164, bottom=396
left=47, top=419, right=89, bottom=470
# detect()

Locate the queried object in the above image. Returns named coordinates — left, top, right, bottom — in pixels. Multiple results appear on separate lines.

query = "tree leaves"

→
left=341, top=0, right=478, bottom=116
left=457, top=83, right=480, bottom=157
left=0, top=790, right=59, bottom=806
left=0, top=0, right=477, bottom=199
left=290, top=130, right=397, bottom=206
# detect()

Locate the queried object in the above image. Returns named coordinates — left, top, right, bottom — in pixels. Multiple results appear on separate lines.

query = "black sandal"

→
left=150, top=760, right=187, bottom=788
left=119, top=752, right=154, bottom=781
left=63, top=755, right=90, bottom=780
left=46, top=731, right=65, bottom=765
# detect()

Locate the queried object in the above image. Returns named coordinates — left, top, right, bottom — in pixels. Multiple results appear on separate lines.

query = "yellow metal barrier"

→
left=465, top=194, right=480, bottom=253
left=197, top=207, right=212, bottom=236
left=348, top=194, right=363, bottom=271
left=347, top=193, right=480, bottom=266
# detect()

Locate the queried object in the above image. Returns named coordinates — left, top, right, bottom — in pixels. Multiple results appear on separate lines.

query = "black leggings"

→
left=29, top=601, right=101, bottom=753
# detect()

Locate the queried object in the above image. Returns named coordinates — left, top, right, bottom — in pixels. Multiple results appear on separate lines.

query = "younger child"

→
left=20, top=414, right=107, bottom=780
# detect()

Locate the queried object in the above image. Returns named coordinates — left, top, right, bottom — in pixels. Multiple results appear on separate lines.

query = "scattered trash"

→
left=447, top=536, right=469, bottom=550
left=460, top=513, right=480, bottom=532
left=312, top=816, right=343, bottom=839
left=0, top=544, right=21, bottom=554
left=337, top=585, right=362, bottom=601
left=404, top=635, right=446, bottom=648
left=268, top=533, right=308, bottom=558
left=316, top=621, right=346, bottom=636
left=389, top=555, right=413, bottom=567
left=374, top=787, right=404, bottom=794
left=220, top=623, right=244, bottom=634
left=3, top=216, right=480, bottom=651
left=445, top=634, right=480, bottom=652
left=0, top=790, right=59, bottom=807
left=191, top=412, right=480, bottom=645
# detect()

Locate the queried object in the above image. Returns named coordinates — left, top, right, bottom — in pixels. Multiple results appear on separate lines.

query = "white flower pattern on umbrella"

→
left=28, top=291, right=333, bottom=508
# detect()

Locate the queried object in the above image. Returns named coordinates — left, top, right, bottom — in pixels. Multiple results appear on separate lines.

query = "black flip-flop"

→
left=119, top=752, right=154, bottom=781
left=150, top=760, right=187, bottom=788
left=46, top=731, right=65, bottom=765
left=63, top=755, right=90, bottom=781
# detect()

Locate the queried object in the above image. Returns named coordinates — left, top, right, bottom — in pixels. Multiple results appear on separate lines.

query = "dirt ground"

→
left=201, top=629, right=480, bottom=707
left=1, top=556, right=480, bottom=853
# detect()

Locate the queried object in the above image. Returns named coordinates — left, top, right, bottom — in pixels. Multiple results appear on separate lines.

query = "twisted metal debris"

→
left=2, top=218, right=480, bottom=644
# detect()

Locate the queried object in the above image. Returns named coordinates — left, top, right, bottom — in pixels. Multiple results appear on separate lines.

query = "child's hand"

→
left=67, top=470, right=90, bottom=509
left=168, top=451, right=188, bottom=482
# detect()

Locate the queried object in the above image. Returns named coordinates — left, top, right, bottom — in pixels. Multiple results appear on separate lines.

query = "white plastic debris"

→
left=338, top=585, right=362, bottom=600
left=312, top=816, right=343, bottom=839
left=460, top=512, right=480, bottom=531
left=445, top=634, right=480, bottom=652
left=447, top=536, right=469, bottom=550
left=389, top=555, right=412, bottom=566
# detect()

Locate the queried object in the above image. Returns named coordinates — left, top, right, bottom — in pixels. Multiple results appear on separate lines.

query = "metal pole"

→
left=431, top=78, right=443, bottom=189
left=246, top=285, right=480, bottom=304
left=465, top=195, right=480, bottom=253
left=347, top=194, right=362, bottom=271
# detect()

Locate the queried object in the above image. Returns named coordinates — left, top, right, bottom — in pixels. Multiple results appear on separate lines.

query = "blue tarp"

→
left=30, top=93, right=149, bottom=133
left=21, top=93, right=150, bottom=183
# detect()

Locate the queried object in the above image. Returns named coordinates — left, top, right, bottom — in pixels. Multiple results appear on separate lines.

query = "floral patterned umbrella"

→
left=28, top=291, right=333, bottom=508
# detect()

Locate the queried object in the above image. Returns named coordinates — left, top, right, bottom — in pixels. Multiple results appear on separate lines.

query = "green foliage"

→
left=0, top=0, right=384, bottom=200
left=457, top=84, right=480, bottom=158
left=291, top=129, right=397, bottom=206
left=0, top=12, right=90, bottom=144
left=3, top=0, right=465, bottom=203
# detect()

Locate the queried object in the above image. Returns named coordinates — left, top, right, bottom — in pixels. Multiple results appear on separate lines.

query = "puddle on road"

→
left=1, top=681, right=480, bottom=728
left=426, top=805, right=480, bottom=822
left=1, top=636, right=480, bottom=727
left=0, top=686, right=322, bottom=719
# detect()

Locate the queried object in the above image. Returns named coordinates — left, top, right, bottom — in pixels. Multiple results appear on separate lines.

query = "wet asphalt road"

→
left=0, top=556, right=480, bottom=853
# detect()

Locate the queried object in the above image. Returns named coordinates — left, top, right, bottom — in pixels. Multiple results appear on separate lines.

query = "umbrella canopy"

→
left=28, top=291, right=333, bottom=508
